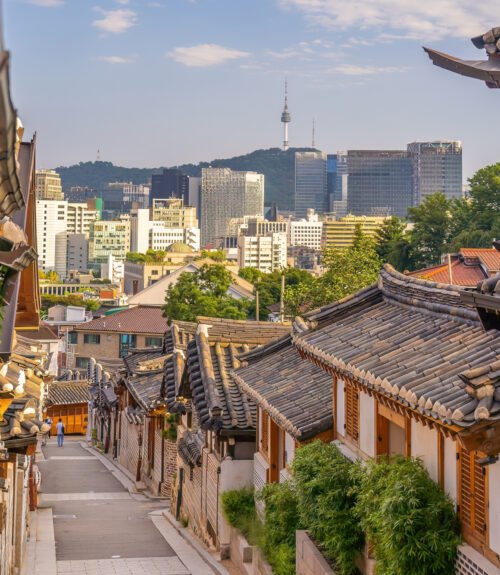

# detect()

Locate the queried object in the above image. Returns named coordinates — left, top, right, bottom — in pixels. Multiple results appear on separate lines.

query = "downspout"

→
left=136, top=423, right=143, bottom=482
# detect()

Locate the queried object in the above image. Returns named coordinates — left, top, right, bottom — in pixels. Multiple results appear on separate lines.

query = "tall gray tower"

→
left=281, top=80, right=291, bottom=151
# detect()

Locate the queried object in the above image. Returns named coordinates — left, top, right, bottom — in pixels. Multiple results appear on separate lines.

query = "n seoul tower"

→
left=281, top=80, right=291, bottom=151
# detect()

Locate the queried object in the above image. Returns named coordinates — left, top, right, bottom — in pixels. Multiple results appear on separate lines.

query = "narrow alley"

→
left=33, top=438, right=224, bottom=575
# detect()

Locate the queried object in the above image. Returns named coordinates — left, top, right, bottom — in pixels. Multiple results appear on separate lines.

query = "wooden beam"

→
left=437, top=432, right=444, bottom=488
left=405, top=416, right=412, bottom=458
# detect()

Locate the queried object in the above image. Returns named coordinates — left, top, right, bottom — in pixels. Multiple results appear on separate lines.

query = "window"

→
left=458, top=449, right=488, bottom=548
left=120, top=334, right=137, bottom=357
left=76, top=357, right=89, bottom=369
left=145, top=337, right=162, bottom=348
left=67, top=332, right=78, bottom=344
left=344, top=383, right=360, bottom=443
left=83, top=334, right=100, bottom=345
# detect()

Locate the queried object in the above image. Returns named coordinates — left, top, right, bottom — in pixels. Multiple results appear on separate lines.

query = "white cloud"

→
left=335, top=64, right=408, bottom=75
left=168, top=44, right=250, bottom=67
left=99, top=55, right=135, bottom=64
left=115, top=0, right=130, bottom=4
left=279, top=0, right=500, bottom=41
left=92, top=9, right=137, bottom=34
left=28, top=0, right=64, bottom=6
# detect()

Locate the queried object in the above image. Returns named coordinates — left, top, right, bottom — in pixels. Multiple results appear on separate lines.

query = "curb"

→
left=161, top=509, right=231, bottom=575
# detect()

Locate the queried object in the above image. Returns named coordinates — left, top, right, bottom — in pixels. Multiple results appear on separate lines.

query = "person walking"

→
left=56, top=418, right=65, bottom=447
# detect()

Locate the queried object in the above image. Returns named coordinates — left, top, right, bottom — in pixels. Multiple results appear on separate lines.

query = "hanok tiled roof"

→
left=162, top=321, right=197, bottom=413
left=123, top=348, right=165, bottom=375
left=178, top=430, right=203, bottom=467
left=0, top=398, right=48, bottom=446
left=293, top=265, right=500, bottom=429
left=187, top=318, right=289, bottom=432
left=409, top=259, right=488, bottom=287
left=75, top=306, right=168, bottom=335
left=233, top=335, right=333, bottom=440
left=460, top=248, right=500, bottom=273
left=126, top=371, right=165, bottom=412
left=46, top=381, right=90, bottom=406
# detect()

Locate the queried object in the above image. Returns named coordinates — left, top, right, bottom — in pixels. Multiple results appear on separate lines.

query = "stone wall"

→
left=118, top=410, right=140, bottom=478
left=296, top=531, right=335, bottom=575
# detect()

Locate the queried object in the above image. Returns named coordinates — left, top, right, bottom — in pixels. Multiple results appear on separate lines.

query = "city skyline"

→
left=5, top=0, right=500, bottom=183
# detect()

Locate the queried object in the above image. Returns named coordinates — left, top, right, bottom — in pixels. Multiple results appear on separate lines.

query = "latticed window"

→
left=344, top=383, right=360, bottom=443
left=458, top=449, right=488, bottom=547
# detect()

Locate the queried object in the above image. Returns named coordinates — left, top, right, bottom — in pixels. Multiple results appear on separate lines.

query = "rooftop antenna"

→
left=281, top=79, right=291, bottom=151
left=312, top=118, right=316, bottom=149
left=97, top=149, right=101, bottom=161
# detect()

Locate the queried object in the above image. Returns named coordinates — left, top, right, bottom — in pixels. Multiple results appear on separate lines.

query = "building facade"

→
left=322, top=214, right=387, bottom=250
left=346, top=150, right=413, bottom=217
left=36, top=199, right=68, bottom=276
left=67, top=201, right=100, bottom=234
left=35, top=169, right=63, bottom=200
left=294, top=151, right=328, bottom=219
left=201, top=168, right=264, bottom=246
left=237, top=232, right=287, bottom=273
left=290, top=209, right=323, bottom=250
left=151, top=168, right=189, bottom=203
left=66, top=233, right=89, bottom=274
left=88, top=218, right=130, bottom=266
left=408, top=141, right=463, bottom=205
left=151, top=198, right=198, bottom=229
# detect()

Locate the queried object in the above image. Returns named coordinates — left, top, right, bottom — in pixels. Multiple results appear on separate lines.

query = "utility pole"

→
left=279, top=273, right=285, bottom=323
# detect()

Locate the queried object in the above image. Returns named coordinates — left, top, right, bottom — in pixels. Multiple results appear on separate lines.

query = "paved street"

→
left=37, top=437, right=219, bottom=575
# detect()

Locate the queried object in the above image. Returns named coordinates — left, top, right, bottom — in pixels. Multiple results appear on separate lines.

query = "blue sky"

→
left=4, top=0, right=500, bottom=182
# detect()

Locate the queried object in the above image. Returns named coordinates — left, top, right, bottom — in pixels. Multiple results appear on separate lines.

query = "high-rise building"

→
left=322, top=214, right=388, bottom=250
left=36, top=200, right=68, bottom=276
left=201, top=168, right=264, bottom=246
left=151, top=198, right=198, bottom=229
left=36, top=169, right=63, bottom=200
left=100, top=182, right=149, bottom=219
left=294, top=151, right=328, bottom=219
left=88, top=218, right=130, bottom=266
left=237, top=232, right=287, bottom=273
left=407, top=141, right=462, bottom=205
left=67, top=202, right=100, bottom=235
left=188, top=176, right=201, bottom=221
left=67, top=233, right=88, bottom=274
left=290, top=209, right=323, bottom=250
left=151, top=168, right=189, bottom=203
left=346, top=151, right=412, bottom=217
left=246, top=217, right=288, bottom=237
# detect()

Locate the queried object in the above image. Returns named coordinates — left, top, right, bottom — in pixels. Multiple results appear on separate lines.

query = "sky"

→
left=4, top=0, right=500, bottom=182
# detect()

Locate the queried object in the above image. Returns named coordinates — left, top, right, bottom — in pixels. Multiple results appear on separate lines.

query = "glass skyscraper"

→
left=294, top=151, right=328, bottom=219
left=407, top=141, right=462, bottom=205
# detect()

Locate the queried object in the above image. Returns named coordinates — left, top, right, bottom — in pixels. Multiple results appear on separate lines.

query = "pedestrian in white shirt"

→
left=56, top=418, right=65, bottom=447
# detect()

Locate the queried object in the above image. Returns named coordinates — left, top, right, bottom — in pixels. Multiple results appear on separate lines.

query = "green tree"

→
left=407, top=193, right=452, bottom=268
left=126, top=252, right=146, bottom=263
left=374, top=217, right=408, bottom=267
left=41, top=294, right=100, bottom=312
left=467, top=162, right=500, bottom=230
left=198, top=249, right=226, bottom=262
left=286, top=228, right=381, bottom=313
left=162, top=264, right=249, bottom=322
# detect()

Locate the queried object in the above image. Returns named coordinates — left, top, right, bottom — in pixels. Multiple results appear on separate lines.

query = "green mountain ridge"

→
left=56, top=147, right=315, bottom=211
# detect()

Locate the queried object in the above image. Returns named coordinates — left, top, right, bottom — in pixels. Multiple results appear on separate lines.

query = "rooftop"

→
left=74, top=306, right=168, bottom=335
left=46, top=381, right=90, bottom=406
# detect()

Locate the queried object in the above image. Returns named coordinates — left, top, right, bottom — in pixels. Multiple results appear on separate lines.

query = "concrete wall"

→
left=296, top=531, right=335, bottom=575
left=359, top=394, right=374, bottom=458
left=118, top=411, right=140, bottom=478
left=411, top=420, right=438, bottom=482
left=444, top=436, right=457, bottom=503
left=488, top=459, right=500, bottom=557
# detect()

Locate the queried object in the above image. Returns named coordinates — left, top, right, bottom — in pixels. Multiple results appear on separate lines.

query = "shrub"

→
left=355, top=456, right=461, bottom=575
left=258, top=481, right=302, bottom=575
left=291, top=441, right=364, bottom=575
left=221, top=488, right=256, bottom=533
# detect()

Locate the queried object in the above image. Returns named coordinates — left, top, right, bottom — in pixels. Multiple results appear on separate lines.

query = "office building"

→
left=290, top=209, right=323, bottom=250
left=36, top=200, right=68, bottom=276
left=294, top=151, right=328, bottom=219
left=88, top=218, right=130, bottom=266
left=237, top=232, right=287, bottom=273
left=347, top=151, right=412, bottom=217
left=201, top=168, right=264, bottom=246
left=322, top=214, right=387, bottom=250
left=67, top=233, right=89, bottom=274
left=152, top=198, right=198, bottom=229
left=101, top=182, right=149, bottom=219
left=151, top=168, right=189, bottom=203
left=407, top=141, right=462, bottom=205
left=36, top=169, right=64, bottom=200
left=246, top=217, right=289, bottom=237
left=67, top=202, right=100, bottom=234
left=188, top=176, right=201, bottom=221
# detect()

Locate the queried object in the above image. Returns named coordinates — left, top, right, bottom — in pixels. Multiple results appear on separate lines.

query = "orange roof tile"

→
left=409, top=260, right=487, bottom=287
left=460, top=248, right=500, bottom=273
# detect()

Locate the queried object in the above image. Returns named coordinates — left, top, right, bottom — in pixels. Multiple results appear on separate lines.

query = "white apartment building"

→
left=290, top=208, right=323, bottom=250
left=88, top=218, right=130, bottom=265
left=36, top=169, right=63, bottom=200
left=237, top=232, right=287, bottom=273
left=67, top=233, right=88, bottom=274
left=36, top=199, right=68, bottom=277
left=67, top=202, right=100, bottom=234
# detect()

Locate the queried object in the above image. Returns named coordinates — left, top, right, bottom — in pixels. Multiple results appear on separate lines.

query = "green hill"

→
left=56, top=147, right=315, bottom=211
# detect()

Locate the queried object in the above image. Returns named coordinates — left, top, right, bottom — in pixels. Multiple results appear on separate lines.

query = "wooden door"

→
left=458, top=448, right=488, bottom=549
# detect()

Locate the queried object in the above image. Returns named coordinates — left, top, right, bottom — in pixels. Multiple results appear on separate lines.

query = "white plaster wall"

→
left=285, top=433, right=295, bottom=466
left=359, top=393, right=375, bottom=457
left=411, top=420, right=438, bottom=482
left=443, top=437, right=457, bottom=504
left=336, top=379, right=345, bottom=437
left=220, top=459, right=254, bottom=492
left=488, top=459, right=500, bottom=556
